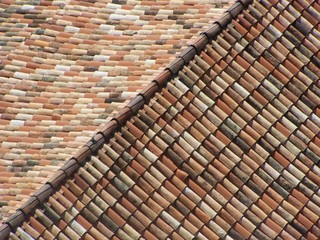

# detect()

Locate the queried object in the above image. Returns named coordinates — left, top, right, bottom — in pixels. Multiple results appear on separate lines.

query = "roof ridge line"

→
left=0, top=0, right=252, bottom=238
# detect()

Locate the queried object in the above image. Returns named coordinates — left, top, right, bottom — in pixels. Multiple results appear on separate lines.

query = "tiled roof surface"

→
left=0, top=0, right=233, bottom=222
left=1, top=0, right=320, bottom=239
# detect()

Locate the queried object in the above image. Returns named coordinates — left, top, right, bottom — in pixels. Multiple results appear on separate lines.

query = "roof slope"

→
left=0, top=0, right=232, bottom=222
left=2, top=0, right=320, bottom=239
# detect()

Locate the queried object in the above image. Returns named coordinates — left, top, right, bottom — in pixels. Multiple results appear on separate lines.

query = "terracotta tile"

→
left=296, top=213, right=314, bottom=229
left=76, top=215, right=92, bottom=230
left=143, top=229, right=158, bottom=240
left=283, top=224, right=302, bottom=239
left=29, top=216, right=46, bottom=234
left=154, top=217, right=173, bottom=235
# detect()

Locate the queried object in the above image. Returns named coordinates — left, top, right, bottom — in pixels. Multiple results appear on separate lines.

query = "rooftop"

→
left=0, top=0, right=232, bottom=223
left=1, top=0, right=320, bottom=239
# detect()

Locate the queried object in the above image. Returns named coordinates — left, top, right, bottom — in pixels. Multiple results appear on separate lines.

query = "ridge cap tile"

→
left=204, top=23, right=221, bottom=40
left=85, top=133, right=105, bottom=154
left=179, top=47, right=197, bottom=64
left=190, top=34, right=209, bottom=54
left=165, top=57, right=185, bottom=76
left=99, top=119, right=119, bottom=140
left=227, top=1, right=244, bottom=18
left=139, top=81, right=159, bottom=102
left=152, top=69, right=172, bottom=87
left=237, top=0, right=254, bottom=7
left=60, top=158, right=79, bottom=177
left=19, top=196, right=39, bottom=216
left=46, top=169, right=67, bottom=189
left=126, top=95, right=145, bottom=114
left=112, top=107, right=132, bottom=126
left=4, top=210, right=25, bottom=231
left=72, top=146, right=92, bottom=164
left=216, top=10, right=233, bottom=29
left=32, top=184, right=54, bottom=203
left=0, top=224, right=11, bottom=240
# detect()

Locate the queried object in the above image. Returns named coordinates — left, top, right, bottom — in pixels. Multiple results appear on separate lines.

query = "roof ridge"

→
left=0, top=0, right=252, bottom=238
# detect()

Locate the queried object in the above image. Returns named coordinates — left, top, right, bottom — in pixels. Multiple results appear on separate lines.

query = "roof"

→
left=2, top=0, right=320, bottom=239
left=0, top=0, right=233, bottom=222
